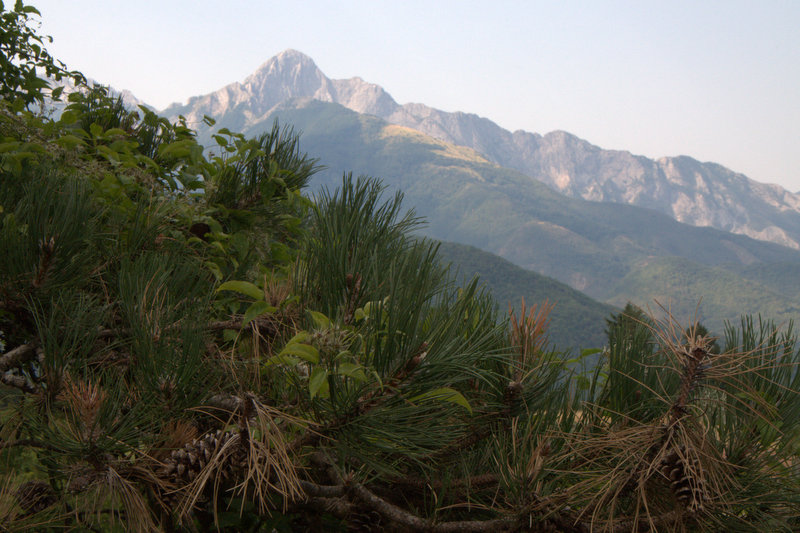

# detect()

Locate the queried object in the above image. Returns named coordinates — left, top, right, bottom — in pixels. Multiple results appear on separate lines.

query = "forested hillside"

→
left=261, top=99, right=800, bottom=332
left=3, top=4, right=800, bottom=532
left=436, top=241, right=617, bottom=351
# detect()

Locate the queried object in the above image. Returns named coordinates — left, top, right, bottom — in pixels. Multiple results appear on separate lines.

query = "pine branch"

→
left=297, top=495, right=355, bottom=517
left=0, top=342, right=37, bottom=371
left=669, top=345, right=710, bottom=426
left=298, top=480, right=345, bottom=498
left=288, top=344, right=431, bottom=454
left=342, top=272, right=362, bottom=325
left=32, top=236, right=56, bottom=288
left=0, top=342, right=40, bottom=393
left=355, top=341, right=428, bottom=413
left=1, top=370, right=38, bottom=393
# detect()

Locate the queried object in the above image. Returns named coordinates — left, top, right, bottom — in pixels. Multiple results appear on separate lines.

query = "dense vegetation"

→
left=3, top=3, right=800, bottom=531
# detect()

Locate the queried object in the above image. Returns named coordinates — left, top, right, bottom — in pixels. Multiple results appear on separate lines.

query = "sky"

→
left=29, top=1, right=800, bottom=191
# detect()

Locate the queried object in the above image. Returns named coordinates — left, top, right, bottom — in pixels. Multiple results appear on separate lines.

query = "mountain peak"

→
left=161, top=51, right=800, bottom=250
left=244, top=49, right=326, bottom=95
left=276, top=48, right=312, bottom=61
left=249, top=49, right=318, bottom=78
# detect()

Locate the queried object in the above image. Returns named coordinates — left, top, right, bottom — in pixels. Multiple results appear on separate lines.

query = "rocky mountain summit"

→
left=163, top=49, right=800, bottom=249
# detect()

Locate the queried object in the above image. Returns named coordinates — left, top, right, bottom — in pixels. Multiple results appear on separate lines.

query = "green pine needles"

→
left=2, top=3, right=800, bottom=531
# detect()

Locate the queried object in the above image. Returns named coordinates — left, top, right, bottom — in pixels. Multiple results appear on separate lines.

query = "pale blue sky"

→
left=31, top=1, right=800, bottom=191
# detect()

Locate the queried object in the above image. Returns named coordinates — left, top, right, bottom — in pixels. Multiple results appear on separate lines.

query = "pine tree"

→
left=3, top=3, right=800, bottom=531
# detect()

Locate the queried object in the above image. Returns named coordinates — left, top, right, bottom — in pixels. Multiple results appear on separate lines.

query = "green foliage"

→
left=297, top=173, right=426, bottom=321
left=0, top=0, right=84, bottom=108
left=3, top=8, right=800, bottom=531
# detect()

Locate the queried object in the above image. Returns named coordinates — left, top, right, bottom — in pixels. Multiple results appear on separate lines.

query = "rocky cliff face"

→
left=162, top=49, right=800, bottom=249
left=161, top=50, right=397, bottom=129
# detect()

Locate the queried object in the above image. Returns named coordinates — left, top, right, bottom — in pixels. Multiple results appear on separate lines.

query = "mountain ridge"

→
left=163, top=49, right=800, bottom=249
left=256, top=99, right=800, bottom=332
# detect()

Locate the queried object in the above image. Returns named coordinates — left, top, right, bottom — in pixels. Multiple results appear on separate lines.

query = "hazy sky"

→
left=30, top=1, right=800, bottom=191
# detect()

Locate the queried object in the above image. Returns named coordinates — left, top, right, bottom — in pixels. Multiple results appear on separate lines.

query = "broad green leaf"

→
left=0, top=142, right=21, bottom=153
left=354, top=308, right=366, bottom=322
left=58, top=109, right=78, bottom=125
left=204, top=261, right=223, bottom=281
left=309, top=367, right=329, bottom=399
left=362, top=301, right=374, bottom=316
left=337, top=362, right=368, bottom=382
left=242, top=301, right=277, bottom=326
left=411, top=387, right=472, bottom=414
left=308, top=310, right=331, bottom=329
left=158, top=139, right=194, bottom=159
left=95, top=144, right=119, bottom=162
left=581, top=348, right=603, bottom=358
left=333, top=350, right=352, bottom=361
left=103, top=128, right=127, bottom=138
left=216, top=280, right=264, bottom=301
left=285, top=331, right=311, bottom=345
left=279, top=342, right=319, bottom=364
left=54, top=134, right=86, bottom=149
left=264, top=354, right=300, bottom=367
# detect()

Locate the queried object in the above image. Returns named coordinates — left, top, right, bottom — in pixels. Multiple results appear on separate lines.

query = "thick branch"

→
left=303, top=495, right=355, bottom=517
left=1, top=370, right=38, bottom=393
left=0, top=342, right=37, bottom=372
left=299, top=480, right=345, bottom=498
left=351, top=482, right=516, bottom=532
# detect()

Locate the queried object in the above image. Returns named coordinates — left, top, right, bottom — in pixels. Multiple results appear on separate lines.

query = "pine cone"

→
left=160, top=429, right=245, bottom=484
left=15, top=480, right=57, bottom=514
left=661, top=446, right=707, bottom=512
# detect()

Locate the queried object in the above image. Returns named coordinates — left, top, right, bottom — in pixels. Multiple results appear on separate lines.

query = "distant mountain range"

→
left=254, top=99, right=800, bottom=333
left=164, top=49, right=800, bottom=250
left=153, top=50, right=800, bottom=335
